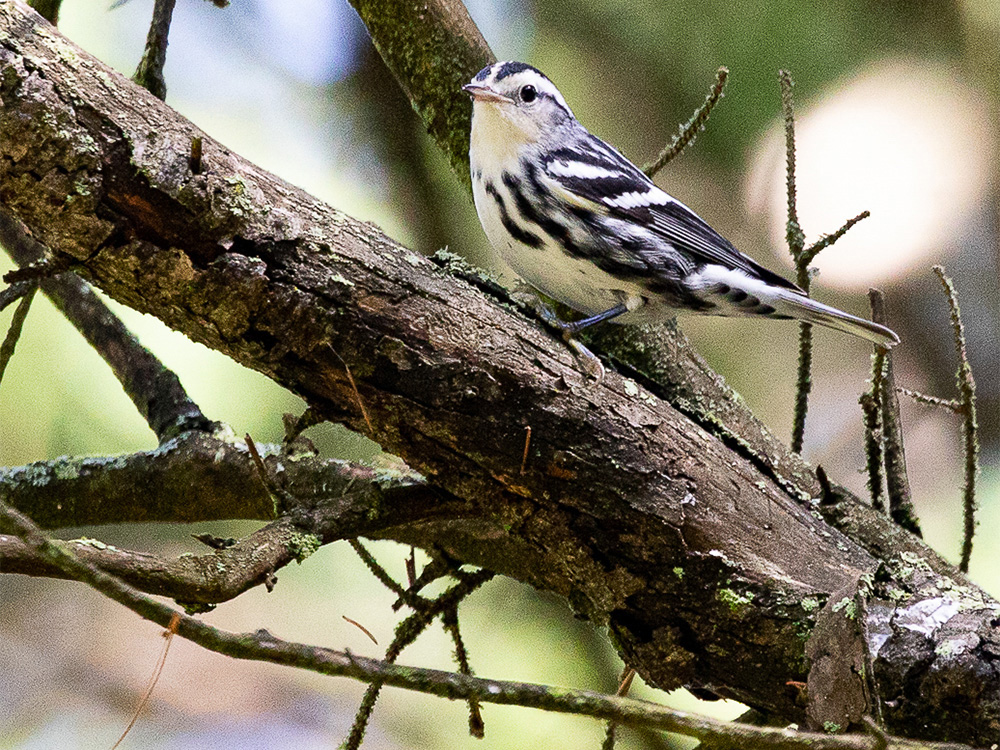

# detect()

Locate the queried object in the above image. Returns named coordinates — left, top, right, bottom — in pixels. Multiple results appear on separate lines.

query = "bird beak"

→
left=463, top=83, right=513, bottom=104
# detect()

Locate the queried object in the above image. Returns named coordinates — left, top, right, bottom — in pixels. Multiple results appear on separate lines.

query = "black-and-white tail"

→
left=688, top=265, right=899, bottom=347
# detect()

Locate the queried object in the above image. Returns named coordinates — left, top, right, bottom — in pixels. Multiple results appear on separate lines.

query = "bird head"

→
left=464, top=62, right=575, bottom=148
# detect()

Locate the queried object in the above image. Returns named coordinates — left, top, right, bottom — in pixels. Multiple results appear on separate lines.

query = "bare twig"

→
left=643, top=66, right=729, bottom=178
left=0, top=496, right=454, bottom=605
left=801, top=212, right=870, bottom=270
left=602, top=666, right=637, bottom=750
left=780, top=70, right=810, bottom=455
left=343, top=568, right=495, bottom=749
left=933, top=266, right=978, bottom=573
left=896, top=388, right=960, bottom=413
left=442, top=606, right=484, bottom=738
left=780, top=71, right=806, bottom=267
left=343, top=616, right=379, bottom=645
left=405, top=547, right=417, bottom=587
left=391, top=552, right=458, bottom=611
left=0, top=430, right=442, bottom=531
left=0, top=283, right=36, bottom=387
left=860, top=390, right=885, bottom=512
left=329, top=345, right=373, bottom=435
left=111, top=612, right=180, bottom=749
left=791, top=321, right=814, bottom=455
left=349, top=538, right=418, bottom=605
left=132, top=0, right=177, bottom=100
left=0, top=280, right=35, bottom=313
left=868, top=290, right=920, bottom=536
left=782, top=69, right=870, bottom=454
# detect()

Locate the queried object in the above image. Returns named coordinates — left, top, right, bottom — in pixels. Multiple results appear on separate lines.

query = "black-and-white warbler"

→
left=463, top=61, right=899, bottom=364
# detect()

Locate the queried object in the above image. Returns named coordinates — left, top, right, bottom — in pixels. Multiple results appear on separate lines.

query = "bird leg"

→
left=533, top=301, right=630, bottom=382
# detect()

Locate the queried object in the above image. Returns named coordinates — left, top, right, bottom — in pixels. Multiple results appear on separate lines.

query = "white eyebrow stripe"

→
left=511, top=70, right=572, bottom=113
left=548, top=161, right=624, bottom=179
left=603, top=189, right=673, bottom=209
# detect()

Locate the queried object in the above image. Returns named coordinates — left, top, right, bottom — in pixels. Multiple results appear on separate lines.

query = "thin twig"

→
left=791, top=322, right=813, bottom=455
left=442, top=606, right=484, bottom=738
left=868, top=290, right=920, bottom=536
left=933, top=266, right=979, bottom=573
left=0, top=495, right=975, bottom=750
left=343, top=616, right=379, bottom=645
left=859, top=300, right=892, bottom=513
left=780, top=69, right=809, bottom=454
left=245, top=434, right=298, bottom=517
left=0, top=280, right=35, bottom=313
left=0, top=283, right=36, bottom=388
left=349, top=538, right=418, bottom=605
left=782, top=70, right=869, bottom=454
left=405, top=547, right=417, bottom=587
left=343, top=569, right=495, bottom=749
left=132, top=0, right=177, bottom=100
left=643, top=66, right=728, bottom=178
left=391, top=551, right=457, bottom=611
left=801, top=212, right=870, bottom=270
left=602, top=666, right=636, bottom=750
left=1, top=253, right=71, bottom=284
left=520, top=425, right=532, bottom=475
left=860, top=390, right=885, bottom=512
left=0, top=283, right=38, bottom=382
left=111, top=612, right=180, bottom=749
left=780, top=71, right=805, bottom=265
left=330, top=345, right=373, bottom=435
left=896, top=388, right=961, bottom=413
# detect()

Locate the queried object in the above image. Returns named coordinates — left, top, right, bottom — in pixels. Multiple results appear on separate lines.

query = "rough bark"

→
left=1, top=2, right=998, bottom=743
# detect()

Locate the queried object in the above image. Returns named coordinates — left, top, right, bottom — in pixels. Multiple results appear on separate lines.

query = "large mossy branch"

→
left=1, top=3, right=999, bottom=742
left=0, top=430, right=433, bottom=528
left=347, top=0, right=493, bottom=188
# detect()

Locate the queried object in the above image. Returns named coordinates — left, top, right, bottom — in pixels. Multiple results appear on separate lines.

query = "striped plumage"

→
left=464, top=61, right=899, bottom=347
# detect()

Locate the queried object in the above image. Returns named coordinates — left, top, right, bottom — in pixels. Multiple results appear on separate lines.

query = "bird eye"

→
left=520, top=85, right=537, bottom=103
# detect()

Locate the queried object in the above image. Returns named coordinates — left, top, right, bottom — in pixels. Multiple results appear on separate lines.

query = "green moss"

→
left=823, top=721, right=841, bottom=733
left=717, top=588, right=754, bottom=612
left=70, top=537, right=108, bottom=550
left=887, top=587, right=908, bottom=602
left=52, top=459, right=82, bottom=481
left=831, top=597, right=857, bottom=620
left=287, top=533, right=322, bottom=563
left=179, top=601, right=217, bottom=615
left=800, top=596, right=820, bottom=613
left=672, top=567, right=684, bottom=579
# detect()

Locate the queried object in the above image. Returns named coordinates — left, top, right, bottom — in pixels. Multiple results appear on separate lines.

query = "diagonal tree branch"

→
left=0, top=212, right=212, bottom=441
left=1, top=2, right=997, bottom=743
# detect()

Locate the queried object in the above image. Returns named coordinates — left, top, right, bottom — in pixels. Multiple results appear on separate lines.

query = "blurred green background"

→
left=2, top=0, right=999, bottom=747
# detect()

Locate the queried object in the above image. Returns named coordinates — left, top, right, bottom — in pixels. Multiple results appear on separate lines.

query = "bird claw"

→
left=567, top=337, right=605, bottom=384
left=531, top=299, right=605, bottom=382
